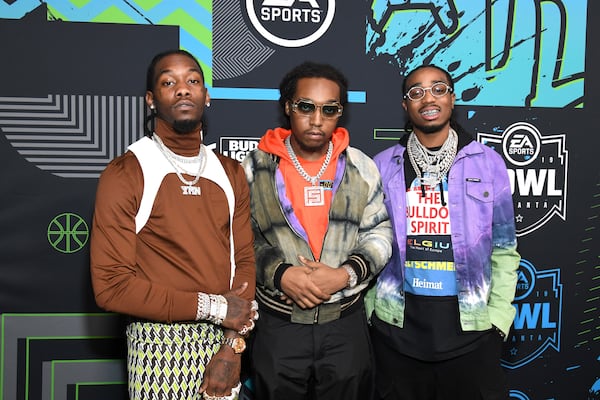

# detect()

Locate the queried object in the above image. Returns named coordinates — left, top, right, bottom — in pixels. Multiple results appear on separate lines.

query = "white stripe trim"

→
left=128, top=137, right=170, bottom=234
left=128, top=137, right=237, bottom=288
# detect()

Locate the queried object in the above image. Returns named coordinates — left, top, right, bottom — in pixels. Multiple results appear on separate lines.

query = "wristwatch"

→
left=222, top=337, right=246, bottom=354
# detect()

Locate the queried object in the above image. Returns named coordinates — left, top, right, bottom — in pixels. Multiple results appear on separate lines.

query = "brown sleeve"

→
left=89, top=152, right=198, bottom=322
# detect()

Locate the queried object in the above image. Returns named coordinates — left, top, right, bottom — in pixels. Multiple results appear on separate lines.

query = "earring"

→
left=200, top=130, right=204, bottom=141
left=149, top=105, right=156, bottom=134
left=206, top=102, right=210, bottom=108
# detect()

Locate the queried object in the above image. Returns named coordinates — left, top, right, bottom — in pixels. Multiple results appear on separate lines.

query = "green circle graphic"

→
left=47, top=212, right=89, bottom=254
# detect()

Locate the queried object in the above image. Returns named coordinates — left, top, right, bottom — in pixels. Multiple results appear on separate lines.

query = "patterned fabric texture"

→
left=242, top=145, right=392, bottom=324
left=127, top=321, right=223, bottom=399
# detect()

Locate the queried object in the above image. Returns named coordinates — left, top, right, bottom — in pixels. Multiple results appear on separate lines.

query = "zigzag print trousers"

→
left=126, top=321, right=223, bottom=399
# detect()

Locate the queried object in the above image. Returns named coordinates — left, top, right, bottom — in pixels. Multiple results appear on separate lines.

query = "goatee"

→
left=173, top=119, right=201, bottom=134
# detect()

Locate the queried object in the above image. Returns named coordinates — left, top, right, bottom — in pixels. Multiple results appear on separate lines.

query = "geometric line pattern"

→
left=73, top=382, right=127, bottom=400
left=54, top=0, right=214, bottom=84
left=213, top=0, right=275, bottom=80
left=0, top=95, right=146, bottom=178
left=42, top=359, right=125, bottom=400
left=27, top=337, right=125, bottom=400
left=127, top=322, right=221, bottom=398
left=0, top=0, right=213, bottom=84
left=0, top=2, right=360, bottom=102
left=0, top=313, right=123, bottom=400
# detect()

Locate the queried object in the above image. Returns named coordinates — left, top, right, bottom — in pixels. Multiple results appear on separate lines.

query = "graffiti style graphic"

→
left=501, top=259, right=562, bottom=369
left=591, top=358, right=600, bottom=399
left=367, top=0, right=587, bottom=107
left=477, top=122, right=568, bottom=237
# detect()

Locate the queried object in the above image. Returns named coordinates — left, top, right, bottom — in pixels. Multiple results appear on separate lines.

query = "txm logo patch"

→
left=246, top=0, right=335, bottom=47
left=501, top=259, right=562, bottom=369
left=477, top=122, right=568, bottom=237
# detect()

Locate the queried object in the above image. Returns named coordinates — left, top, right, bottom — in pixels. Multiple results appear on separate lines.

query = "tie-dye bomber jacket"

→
left=243, top=146, right=392, bottom=325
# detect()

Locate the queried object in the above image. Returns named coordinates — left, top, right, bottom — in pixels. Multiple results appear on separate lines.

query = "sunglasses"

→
left=289, top=99, right=343, bottom=119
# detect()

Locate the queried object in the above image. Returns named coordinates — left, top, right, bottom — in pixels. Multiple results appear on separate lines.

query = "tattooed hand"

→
left=198, top=338, right=241, bottom=398
left=221, top=283, right=254, bottom=332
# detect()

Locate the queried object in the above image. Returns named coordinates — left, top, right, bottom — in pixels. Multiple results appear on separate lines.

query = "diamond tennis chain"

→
left=406, top=129, right=458, bottom=187
left=152, top=133, right=206, bottom=187
left=284, top=135, right=333, bottom=186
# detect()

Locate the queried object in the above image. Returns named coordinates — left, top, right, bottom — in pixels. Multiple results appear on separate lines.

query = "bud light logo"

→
left=246, top=0, right=335, bottom=47
left=220, top=137, right=260, bottom=162
left=477, top=122, right=568, bottom=237
left=501, top=259, right=562, bottom=369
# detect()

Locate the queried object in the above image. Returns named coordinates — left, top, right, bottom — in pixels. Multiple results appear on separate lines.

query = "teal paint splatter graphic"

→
left=366, top=0, right=587, bottom=108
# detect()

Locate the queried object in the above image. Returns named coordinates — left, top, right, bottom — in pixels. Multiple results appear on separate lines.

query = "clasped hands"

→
left=280, top=255, right=350, bottom=309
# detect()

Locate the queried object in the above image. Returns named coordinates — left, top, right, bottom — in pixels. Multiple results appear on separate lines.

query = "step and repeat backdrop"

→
left=0, top=1, right=598, bottom=399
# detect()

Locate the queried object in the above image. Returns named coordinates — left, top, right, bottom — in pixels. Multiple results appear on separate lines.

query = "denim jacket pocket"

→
left=465, top=180, right=494, bottom=202
left=465, top=181, right=494, bottom=229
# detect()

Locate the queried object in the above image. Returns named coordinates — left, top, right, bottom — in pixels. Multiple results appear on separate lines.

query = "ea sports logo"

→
left=502, top=122, right=541, bottom=166
left=478, top=122, right=568, bottom=237
left=246, top=0, right=335, bottom=47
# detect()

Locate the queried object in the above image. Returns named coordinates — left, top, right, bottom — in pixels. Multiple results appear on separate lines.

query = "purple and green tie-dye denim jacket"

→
left=365, top=138, right=520, bottom=337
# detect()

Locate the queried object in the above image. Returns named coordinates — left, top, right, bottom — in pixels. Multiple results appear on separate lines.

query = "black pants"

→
left=251, top=307, right=374, bottom=400
left=371, top=327, right=509, bottom=400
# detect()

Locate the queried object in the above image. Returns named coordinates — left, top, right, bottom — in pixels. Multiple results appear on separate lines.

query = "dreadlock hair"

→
left=143, top=49, right=207, bottom=137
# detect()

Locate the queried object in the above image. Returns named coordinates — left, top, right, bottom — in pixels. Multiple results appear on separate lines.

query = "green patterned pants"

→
left=126, top=321, right=223, bottom=399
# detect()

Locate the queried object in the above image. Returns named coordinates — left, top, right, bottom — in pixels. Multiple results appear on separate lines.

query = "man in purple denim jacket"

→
left=365, top=64, right=520, bottom=400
